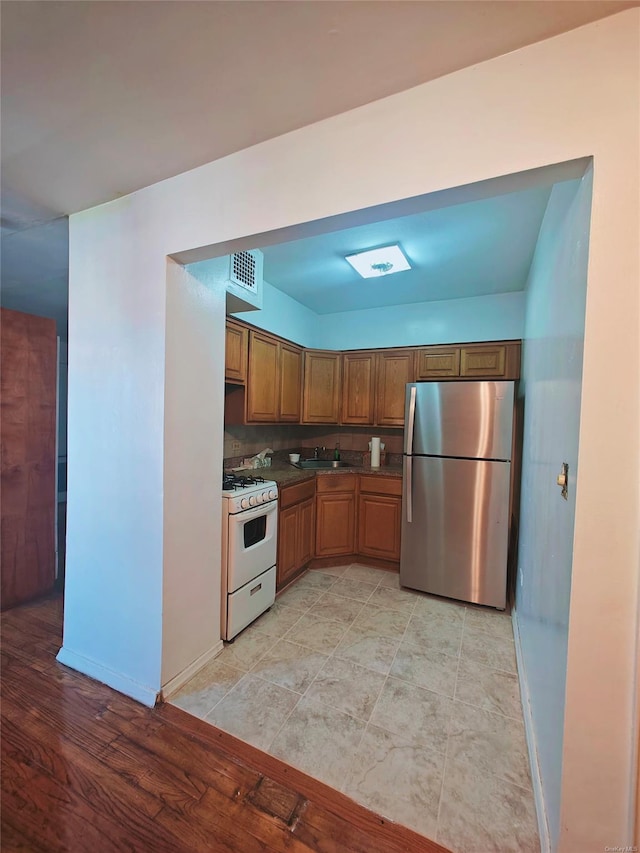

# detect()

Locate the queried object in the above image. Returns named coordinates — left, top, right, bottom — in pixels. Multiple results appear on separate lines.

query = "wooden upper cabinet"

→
left=460, top=342, right=521, bottom=379
left=225, top=320, right=248, bottom=383
left=246, top=331, right=279, bottom=422
left=460, top=344, right=506, bottom=377
left=416, top=341, right=521, bottom=380
left=375, top=349, right=415, bottom=426
left=341, top=352, right=375, bottom=425
left=416, top=346, right=460, bottom=379
left=302, top=351, right=341, bottom=424
left=279, top=342, right=302, bottom=422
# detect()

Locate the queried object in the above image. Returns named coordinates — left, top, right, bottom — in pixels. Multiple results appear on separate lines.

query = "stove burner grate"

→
left=222, top=473, right=266, bottom=491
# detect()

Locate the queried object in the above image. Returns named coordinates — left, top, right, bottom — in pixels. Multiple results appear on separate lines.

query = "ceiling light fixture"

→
left=344, top=244, right=411, bottom=279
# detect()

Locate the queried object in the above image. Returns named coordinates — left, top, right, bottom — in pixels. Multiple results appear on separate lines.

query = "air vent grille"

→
left=231, top=251, right=257, bottom=292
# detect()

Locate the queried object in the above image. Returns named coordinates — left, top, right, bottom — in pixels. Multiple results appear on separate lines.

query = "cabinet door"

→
left=460, top=344, right=506, bottom=378
left=341, top=352, right=375, bottom=425
left=302, top=351, right=341, bottom=424
left=416, top=346, right=460, bottom=379
left=375, top=350, right=415, bottom=426
left=279, top=342, right=302, bottom=422
left=277, top=504, right=299, bottom=589
left=315, top=493, right=355, bottom=557
left=357, top=494, right=401, bottom=562
left=246, top=331, right=279, bottom=422
left=297, top=498, right=315, bottom=568
left=225, top=320, right=248, bottom=383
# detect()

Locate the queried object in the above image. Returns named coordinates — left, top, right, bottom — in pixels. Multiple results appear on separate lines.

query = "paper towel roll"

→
left=370, top=437, right=381, bottom=468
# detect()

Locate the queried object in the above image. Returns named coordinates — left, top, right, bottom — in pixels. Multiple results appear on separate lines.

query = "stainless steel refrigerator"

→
left=400, top=380, right=515, bottom=609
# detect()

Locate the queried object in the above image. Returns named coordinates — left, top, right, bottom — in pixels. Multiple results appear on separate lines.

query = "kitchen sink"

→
left=294, top=459, right=351, bottom=469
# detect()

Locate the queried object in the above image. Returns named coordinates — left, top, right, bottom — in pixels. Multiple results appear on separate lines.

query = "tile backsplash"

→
left=223, top=424, right=404, bottom=469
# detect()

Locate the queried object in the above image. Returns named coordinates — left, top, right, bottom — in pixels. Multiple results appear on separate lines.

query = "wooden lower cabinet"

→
left=314, top=474, right=356, bottom=558
left=278, top=473, right=403, bottom=579
left=276, top=480, right=316, bottom=589
left=358, top=474, right=402, bottom=563
left=357, top=494, right=401, bottom=562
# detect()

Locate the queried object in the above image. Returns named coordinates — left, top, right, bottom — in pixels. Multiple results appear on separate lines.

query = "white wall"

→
left=314, top=291, right=525, bottom=350
left=516, top=173, right=592, bottom=849
left=227, top=272, right=524, bottom=350
left=232, top=278, right=318, bottom=347
left=162, top=259, right=226, bottom=685
left=61, top=11, right=639, bottom=848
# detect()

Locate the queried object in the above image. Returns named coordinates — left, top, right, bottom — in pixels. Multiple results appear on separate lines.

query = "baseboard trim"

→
left=512, top=608, right=551, bottom=853
left=56, top=645, right=160, bottom=708
left=161, top=640, right=224, bottom=700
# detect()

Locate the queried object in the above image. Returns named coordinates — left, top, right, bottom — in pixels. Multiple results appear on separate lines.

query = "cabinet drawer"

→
left=279, top=478, right=316, bottom=509
left=359, top=475, right=402, bottom=496
left=315, top=473, right=357, bottom=493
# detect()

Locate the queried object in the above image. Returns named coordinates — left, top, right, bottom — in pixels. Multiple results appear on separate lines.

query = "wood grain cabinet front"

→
left=341, top=352, right=375, bottom=425
left=277, top=480, right=316, bottom=589
left=416, top=341, right=521, bottom=381
left=278, top=342, right=303, bottom=422
left=302, top=351, right=341, bottom=424
left=246, top=331, right=280, bottom=421
left=357, top=476, right=402, bottom=563
left=227, top=326, right=303, bottom=424
left=375, top=350, right=415, bottom=426
left=224, top=320, right=248, bottom=383
left=314, top=474, right=356, bottom=557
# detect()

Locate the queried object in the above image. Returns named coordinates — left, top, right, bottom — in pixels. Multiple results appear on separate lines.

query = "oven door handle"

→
left=229, top=500, right=277, bottom=522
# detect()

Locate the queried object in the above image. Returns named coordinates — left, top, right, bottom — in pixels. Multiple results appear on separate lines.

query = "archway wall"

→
left=61, top=11, right=639, bottom=849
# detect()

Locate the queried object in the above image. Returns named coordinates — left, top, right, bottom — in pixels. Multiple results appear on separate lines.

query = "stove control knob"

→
left=249, top=495, right=257, bottom=506
left=255, top=492, right=263, bottom=503
left=268, top=489, right=276, bottom=500
left=240, top=498, right=249, bottom=509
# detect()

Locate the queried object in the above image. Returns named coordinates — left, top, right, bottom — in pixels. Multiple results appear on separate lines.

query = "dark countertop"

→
left=265, top=463, right=403, bottom=488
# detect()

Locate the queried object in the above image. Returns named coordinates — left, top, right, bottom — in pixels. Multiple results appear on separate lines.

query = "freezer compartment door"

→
left=400, top=456, right=510, bottom=608
left=405, top=381, right=514, bottom=460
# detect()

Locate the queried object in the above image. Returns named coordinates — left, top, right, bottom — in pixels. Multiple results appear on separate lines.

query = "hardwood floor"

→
left=1, top=595, right=450, bottom=853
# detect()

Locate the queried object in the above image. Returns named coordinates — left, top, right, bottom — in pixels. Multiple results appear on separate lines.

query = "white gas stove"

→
left=220, top=473, right=278, bottom=641
left=221, top=473, right=278, bottom=513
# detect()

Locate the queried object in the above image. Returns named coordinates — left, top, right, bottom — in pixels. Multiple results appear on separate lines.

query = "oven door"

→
left=227, top=500, right=278, bottom=593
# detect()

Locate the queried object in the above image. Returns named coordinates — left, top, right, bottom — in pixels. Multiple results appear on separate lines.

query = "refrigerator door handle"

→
left=406, top=385, right=417, bottom=455
left=404, top=454, right=413, bottom=523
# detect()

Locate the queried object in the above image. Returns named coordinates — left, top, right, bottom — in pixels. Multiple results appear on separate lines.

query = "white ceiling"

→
left=1, top=0, right=636, bottom=333
left=260, top=185, right=552, bottom=313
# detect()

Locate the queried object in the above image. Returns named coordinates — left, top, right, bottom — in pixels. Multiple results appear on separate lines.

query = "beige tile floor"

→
left=170, top=564, right=540, bottom=852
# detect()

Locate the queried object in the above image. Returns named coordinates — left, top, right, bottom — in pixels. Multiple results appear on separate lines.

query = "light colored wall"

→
left=61, top=11, right=639, bottom=848
left=315, top=291, right=525, bottom=350
left=516, top=173, right=592, bottom=848
left=232, top=279, right=318, bottom=347
left=162, top=259, right=225, bottom=684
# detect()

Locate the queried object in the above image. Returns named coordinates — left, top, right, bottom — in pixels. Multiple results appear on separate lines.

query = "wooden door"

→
left=1, top=308, right=57, bottom=610
left=246, top=331, right=279, bottom=422
left=341, top=352, right=375, bottom=425
left=297, top=498, right=315, bottom=568
left=279, top=342, right=302, bottom=422
left=224, top=320, right=248, bottom=383
left=460, top=344, right=506, bottom=378
left=375, top=350, right=415, bottom=426
left=277, top=504, right=299, bottom=589
left=416, top=346, right=460, bottom=379
left=315, top=493, right=355, bottom=557
left=302, top=351, right=340, bottom=424
left=357, top=494, right=401, bottom=562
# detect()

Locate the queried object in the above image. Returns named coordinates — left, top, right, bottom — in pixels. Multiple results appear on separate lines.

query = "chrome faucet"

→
left=313, top=446, right=320, bottom=459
